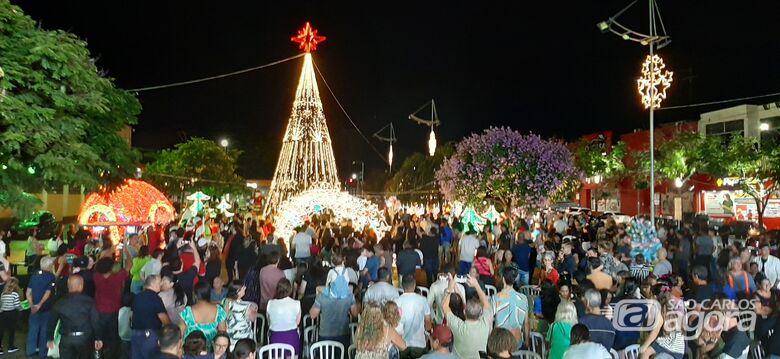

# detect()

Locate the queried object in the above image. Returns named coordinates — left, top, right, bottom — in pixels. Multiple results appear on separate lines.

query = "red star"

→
left=291, top=22, right=326, bottom=53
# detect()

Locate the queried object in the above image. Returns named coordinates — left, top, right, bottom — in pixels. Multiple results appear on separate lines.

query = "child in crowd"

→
left=0, top=277, right=21, bottom=354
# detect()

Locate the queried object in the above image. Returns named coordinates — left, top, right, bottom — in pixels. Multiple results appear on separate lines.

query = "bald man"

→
left=47, top=275, right=102, bottom=359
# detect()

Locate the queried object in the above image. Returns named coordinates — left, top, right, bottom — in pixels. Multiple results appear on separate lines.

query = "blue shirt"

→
left=28, top=270, right=56, bottom=311
left=365, top=256, right=380, bottom=282
left=440, top=227, right=453, bottom=245
left=579, top=314, right=616, bottom=350
left=511, top=243, right=531, bottom=272
left=132, top=289, right=166, bottom=330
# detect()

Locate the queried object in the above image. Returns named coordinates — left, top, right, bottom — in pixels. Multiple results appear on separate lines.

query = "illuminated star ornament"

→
left=637, top=54, right=673, bottom=109
left=291, top=22, right=326, bottom=53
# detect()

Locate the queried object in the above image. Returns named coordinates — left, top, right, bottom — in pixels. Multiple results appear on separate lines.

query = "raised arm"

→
left=467, top=275, right=490, bottom=311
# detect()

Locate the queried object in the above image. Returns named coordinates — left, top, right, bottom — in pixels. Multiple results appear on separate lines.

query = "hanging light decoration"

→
left=388, top=143, right=394, bottom=169
left=637, top=54, right=673, bottom=109
left=428, top=129, right=437, bottom=157
left=409, top=99, right=440, bottom=157
left=373, top=122, right=397, bottom=171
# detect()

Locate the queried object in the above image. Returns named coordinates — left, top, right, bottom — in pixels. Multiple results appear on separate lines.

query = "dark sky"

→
left=13, top=1, right=780, bottom=179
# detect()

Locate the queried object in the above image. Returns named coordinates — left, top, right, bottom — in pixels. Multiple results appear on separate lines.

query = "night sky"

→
left=12, top=1, right=780, bottom=180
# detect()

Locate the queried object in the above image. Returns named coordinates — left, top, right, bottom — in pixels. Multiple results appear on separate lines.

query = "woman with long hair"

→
left=473, top=246, right=495, bottom=286
left=382, top=301, right=403, bottom=338
left=222, top=280, right=257, bottom=351
left=159, top=267, right=188, bottom=325
left=546, top=300, right=578, bottom=359
left=355, top=302, right=406, bottom=359
left=0, top=277, right=22, bottom=353
left=640, top=286, right=685, bottom=359
left=266, top=278, right=301, bottom=355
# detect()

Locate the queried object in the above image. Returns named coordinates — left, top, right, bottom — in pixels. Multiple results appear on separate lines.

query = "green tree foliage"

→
left=0, top=1, right=140, bottom=215
left=385, top=144, right=453, bottom=203
left=144, top=138, right=245, bottom=197
left=638, top=133, right=780, bottom=226
left=574, top=140, right=627, bottom=180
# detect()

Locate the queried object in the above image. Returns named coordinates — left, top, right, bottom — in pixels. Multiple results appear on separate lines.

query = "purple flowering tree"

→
left=436, top=127, right=579, bottom=212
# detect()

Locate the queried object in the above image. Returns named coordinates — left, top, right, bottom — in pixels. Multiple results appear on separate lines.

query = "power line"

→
left=127, top=53, right=305, bottom=92
left=312, top=60, right=390, bottom=165
left=658, top=91, right=780, bottom=111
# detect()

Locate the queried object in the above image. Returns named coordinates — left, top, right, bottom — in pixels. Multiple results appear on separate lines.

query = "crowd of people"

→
left=0, top=206, right=779, bottom=359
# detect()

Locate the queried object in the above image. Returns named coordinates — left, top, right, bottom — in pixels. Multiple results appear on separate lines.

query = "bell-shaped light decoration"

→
left=388, top=144, right=394, bottom=169
left=428, top=129, right=437, bottom=157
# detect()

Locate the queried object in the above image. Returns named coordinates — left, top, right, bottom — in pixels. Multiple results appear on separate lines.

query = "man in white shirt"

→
left=363, top=267, right=399, bottom=305
left=292, top=226, right=313, bottom=264
left=754, top=243, right=780, bottom=287
left=553, top=213, right=568, bottom=235
left=429, top=264, right=466, bottom=325
left=396, top=275, right=432, bottom=355
left=139, top=249, right=163, bottom=280
left=458, top=228, right=480, bottom=275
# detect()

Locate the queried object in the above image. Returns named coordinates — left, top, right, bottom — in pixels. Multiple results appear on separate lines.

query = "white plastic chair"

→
left=751, top=343, right=765, bottom=359
left=416, top=286, right=430, bottom=297
left=519, top=285, right=540, bottom=297
left=303, top=314, right=319, bottom=329
left=529, top=332, right=546, bottom=359
left=511, top=350, right=541, bottom=359
left=349, top=322, right=358, bottom=345
left=303, top=325, right=318, bottom=358
left=310, top=340, right=345, bottom=359
left=610, top=348, right=619, bottom=359
left=256, top=312, right=267, bottom=346
left=348, top=344, right=356, bottom=359
left=257, top=343, right=295, bottom=359
left=485, top=284, right=497, bottom=297
left=624, top=344, right=640, bottom=359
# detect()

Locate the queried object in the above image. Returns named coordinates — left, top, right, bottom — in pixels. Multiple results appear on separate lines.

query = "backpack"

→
left=327, top=267, right=351, bottom=299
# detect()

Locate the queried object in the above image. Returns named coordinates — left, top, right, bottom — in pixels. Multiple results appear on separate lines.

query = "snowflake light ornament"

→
left=637, top=54, right=673, bottom=109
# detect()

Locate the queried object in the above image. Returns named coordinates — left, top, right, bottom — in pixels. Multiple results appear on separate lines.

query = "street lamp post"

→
left=598, top=0, right=672, bottom=224
left=220, top=139, right=229, bottom=152
left=352, top=161, right=364, bottom=196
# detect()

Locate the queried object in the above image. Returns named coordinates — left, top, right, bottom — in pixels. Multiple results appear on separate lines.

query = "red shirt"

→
left=93, top=269, right=129, bottom=314
left=180, top=252, right=205, bottom=284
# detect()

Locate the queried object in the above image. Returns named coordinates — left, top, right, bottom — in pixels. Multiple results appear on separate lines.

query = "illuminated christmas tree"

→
left=265, top=23, right=340, bottom=213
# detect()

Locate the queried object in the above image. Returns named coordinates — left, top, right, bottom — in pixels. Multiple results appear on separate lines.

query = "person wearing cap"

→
left=753, top=243, right=780, bottom=288
left=71, top=256, right=95, bottom=297
left=420, top=325, right=457, bottom=359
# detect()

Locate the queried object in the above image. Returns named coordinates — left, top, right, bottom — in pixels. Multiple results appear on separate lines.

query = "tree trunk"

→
left=756, top=196, right=765, bottom=229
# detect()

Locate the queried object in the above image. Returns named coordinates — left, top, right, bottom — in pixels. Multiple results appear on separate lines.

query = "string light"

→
left=637, top=54, right=673, bottom=109
left=78, top=180, right=175, bottom=240
left=275, top=189, right=387, bottom=241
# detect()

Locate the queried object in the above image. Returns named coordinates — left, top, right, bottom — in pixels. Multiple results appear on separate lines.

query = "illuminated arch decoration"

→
left=275, top=189, right=388, bottom=243
left=78, top=180, right=175, bottom=241
left=149, top=201, right=175, bottom=224
left=78, top=204, right=121, bottom=242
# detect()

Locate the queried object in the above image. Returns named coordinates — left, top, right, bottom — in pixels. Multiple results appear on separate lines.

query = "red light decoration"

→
left=291, top=22, right=326, bottom=53
left=78, top=179, right=176, bottom=240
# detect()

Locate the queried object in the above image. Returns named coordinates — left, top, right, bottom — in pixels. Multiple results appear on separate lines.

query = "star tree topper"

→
left=291, top=22, right=326, bottom=53
left=637, top=54, right=673, bottom=109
